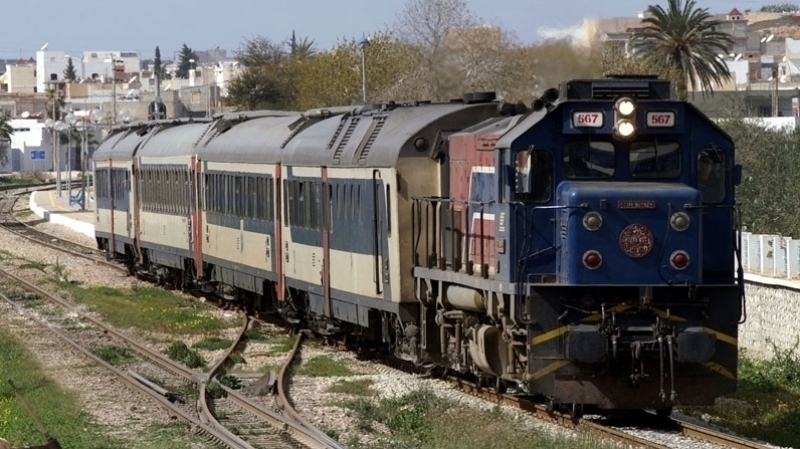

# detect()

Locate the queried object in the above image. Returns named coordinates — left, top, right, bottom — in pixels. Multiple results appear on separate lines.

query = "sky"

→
left=0, top=0, right=776, bottom=60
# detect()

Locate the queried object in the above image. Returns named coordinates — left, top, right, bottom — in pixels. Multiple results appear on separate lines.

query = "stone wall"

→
left=739, top=276, right=800, bottom=359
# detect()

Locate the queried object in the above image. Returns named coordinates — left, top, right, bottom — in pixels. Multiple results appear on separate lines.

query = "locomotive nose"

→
left=556, top=182, right=702, bottom=285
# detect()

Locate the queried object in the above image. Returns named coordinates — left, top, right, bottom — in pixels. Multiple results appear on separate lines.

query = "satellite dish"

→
left=21, top=111, right=29, bottom=118
left=767, top=34, right=775, bottom=42
left=128, top=75, right=138, bottom=83
left=40, top=42, right=48, bottom=51
left=783, top=55, right=788, bottom=62
left=781, top=75, right=787, bottom=82
left=735, top=53, right=743, bottom=61
left=761, top=36, right=767, bottom=43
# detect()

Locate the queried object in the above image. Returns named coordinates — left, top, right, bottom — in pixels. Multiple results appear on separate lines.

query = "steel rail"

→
left=0, top=194, right=126, bottom=273
left=0, top=289, right=245, bottom=449
left=273, top=331, right=348, bottom=449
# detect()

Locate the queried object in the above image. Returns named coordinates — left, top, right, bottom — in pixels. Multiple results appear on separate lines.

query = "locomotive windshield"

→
left=629, top=139, right=681, bottom=179
left=563, top=140, right=614, bottom=178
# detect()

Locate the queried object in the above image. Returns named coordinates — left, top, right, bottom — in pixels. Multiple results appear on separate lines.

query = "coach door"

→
left=372, top=170, right=390, bottom=297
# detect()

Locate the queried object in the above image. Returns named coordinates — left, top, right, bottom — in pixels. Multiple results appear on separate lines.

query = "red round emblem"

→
left=619, top=224, right=654, bottom=258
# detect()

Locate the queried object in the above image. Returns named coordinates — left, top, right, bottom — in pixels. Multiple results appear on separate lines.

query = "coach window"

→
left=563, top=140, right=614, bottom=178
left=515, top=149, right=552, bottom=203
left=629, top=140, right=681, bottom=179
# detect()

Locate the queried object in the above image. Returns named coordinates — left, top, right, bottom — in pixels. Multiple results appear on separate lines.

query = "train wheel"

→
left=495, top=377, right=508, bottom=394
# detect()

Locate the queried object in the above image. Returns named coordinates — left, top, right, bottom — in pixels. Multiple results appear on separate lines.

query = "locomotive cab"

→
left=500, top=77, right=744, bottom=411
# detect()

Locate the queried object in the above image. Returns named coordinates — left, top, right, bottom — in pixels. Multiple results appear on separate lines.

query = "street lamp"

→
left=80, top=109, right=103, bottom=210
left=65, top=112, right=77, bottom=200
left=358, top=36, right=370, bottom=104
left=44, top=118, right=67, bottom=197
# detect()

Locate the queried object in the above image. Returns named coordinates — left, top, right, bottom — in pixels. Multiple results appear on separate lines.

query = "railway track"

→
left=445, top=376, right=774, bottom=449
left=0, top=264, right=344, bottom=448
left=0, top=187, right=127, bottom=273
left=1, top=186, right=774, bottom=448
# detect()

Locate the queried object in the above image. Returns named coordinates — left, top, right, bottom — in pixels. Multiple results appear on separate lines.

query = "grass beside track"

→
left=62, top=285, right=238, bottom=334
left=683, top=344, right=800, bottom=447
left=0, top=327, right=122, bottom=448
left=338, top=388, right=617, bottom=449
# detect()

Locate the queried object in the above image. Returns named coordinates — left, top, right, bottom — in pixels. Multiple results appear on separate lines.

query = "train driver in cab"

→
left=697, top=148, right=724, bottom=203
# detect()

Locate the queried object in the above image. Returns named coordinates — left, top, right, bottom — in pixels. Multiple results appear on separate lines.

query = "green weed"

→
left=93, top=346, right=136, bottom=366
left=683, top=340, right=800, bottom=447
left=64, top=285, right=237, bottom=334
left=327, top=378, right=375, bottom=396
left=296, top=355, right=352, bottom=377
left=166, top=341, right=206, bottom=369
left=193, top=336, right=232, bottom=351
left=0, top=328, right=126, bottom=448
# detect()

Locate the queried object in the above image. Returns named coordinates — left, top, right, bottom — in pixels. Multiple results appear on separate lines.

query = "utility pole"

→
left=773, top=67, right=779, bottom=117
left=359, top=36, right=369, bottom=104
left=112, top=69, right=117, bottom=125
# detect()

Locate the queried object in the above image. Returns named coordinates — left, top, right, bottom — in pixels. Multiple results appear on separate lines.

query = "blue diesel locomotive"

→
left=94, top=75, right=743, bottom=414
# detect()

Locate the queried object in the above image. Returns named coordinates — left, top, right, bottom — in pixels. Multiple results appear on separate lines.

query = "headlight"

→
left=583, top=212, right=603, bottom=231
left=670, top=212, right=691, bottom=231
left=615, top=97, right=635, bottom=116
left=615, top=119, right=635, bottom=138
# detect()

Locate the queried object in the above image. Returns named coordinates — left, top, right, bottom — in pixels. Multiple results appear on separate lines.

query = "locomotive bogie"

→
left=524, top=284, right=739, bottom=409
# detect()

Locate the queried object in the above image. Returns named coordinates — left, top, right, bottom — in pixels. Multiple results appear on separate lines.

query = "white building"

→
left=4, top=119, right=53, bottom=173
left=0, top=64, right=37, bottom=93
left=36, top=49, right=70, bottom=93
left=36, top=48, right=141, bottom=92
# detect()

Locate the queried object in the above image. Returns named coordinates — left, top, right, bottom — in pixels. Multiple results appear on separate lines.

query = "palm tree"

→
left=0, top=114, right=12, bottom=142
left=290, top=31, right=317, bottom=59
left=0, top=114, right=12, bottom=169
left=630, top=0, right=734, bottom=100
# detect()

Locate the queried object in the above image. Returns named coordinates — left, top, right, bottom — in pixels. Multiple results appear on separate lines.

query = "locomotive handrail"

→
left=735, top=204, right=747, bottom=324
left=411, top=197, right=497, bottom=271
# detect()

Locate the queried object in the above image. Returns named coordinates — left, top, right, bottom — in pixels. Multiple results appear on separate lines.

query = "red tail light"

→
left=670, top=251, right=690, bottom=270
left=583, top=250, right=602, bottom=269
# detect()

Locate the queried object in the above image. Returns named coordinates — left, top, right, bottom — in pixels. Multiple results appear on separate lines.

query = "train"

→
left=93, top=75, right=744, bottom=416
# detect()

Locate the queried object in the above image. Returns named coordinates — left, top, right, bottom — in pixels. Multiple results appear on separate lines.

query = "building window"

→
left=191, top=92, right=200, bottom=104
left=50, top=74, right=57, bottom=81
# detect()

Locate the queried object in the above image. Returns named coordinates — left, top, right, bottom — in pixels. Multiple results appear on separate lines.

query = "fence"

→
left=739, top=231, right=800, bottom=279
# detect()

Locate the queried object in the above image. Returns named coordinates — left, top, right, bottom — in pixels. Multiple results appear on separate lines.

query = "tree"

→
left=0, top=114, right=12, bottom=141
left=759, top=3, right=800, bottom=12
left=393, top=0, right=479, bottom=100
left=45, top=88, right=65, bottom=120
left=292, top=32, right=418, bottom=109
left=630, top=0, right=734, bottom=100
left=715, top=95, right=800, bottom=236
left=63, top=57, right=77, bottom=81
left=290, top=31, right=317, bottom=59
left=154, top=46, right=165, bottom=81
left=225, top=36, right=295, bottom=110
left=67, top=125, right=98, bottom=148
left=175, top=43, right=199, bottom=79
left=0, top=114, right=13, bottom=167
